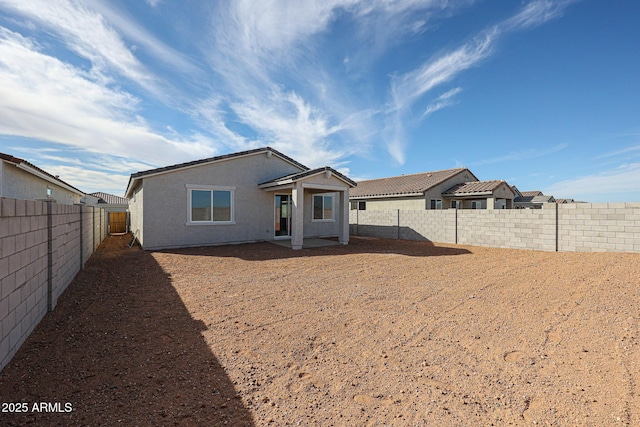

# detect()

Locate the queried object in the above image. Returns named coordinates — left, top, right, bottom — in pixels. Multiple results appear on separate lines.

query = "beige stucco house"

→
left=82, top=192, right=129, bottom=213
left=512, top=188, right=556, bottom=209
left=0, top=153, right=84, bottom=204
left=350, top=168, right=515, bottom=210
left=125, top=147, right=356, bottom=250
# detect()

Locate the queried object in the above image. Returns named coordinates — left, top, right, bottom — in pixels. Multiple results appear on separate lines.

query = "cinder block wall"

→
left=457, top=205, right=557, bottom=251
left=399, top=210, right=455, bottom=243
left=0, top=198, right=107, bottom=371
left=350, top=203, right=640, bottom=253
left=559, top=203, right=640, bottom=252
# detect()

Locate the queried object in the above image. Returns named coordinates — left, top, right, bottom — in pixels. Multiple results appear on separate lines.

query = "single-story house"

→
left=0, top=152, right=84, bottom=204
left=82, top=192, right=129, bottom=212
left=124, top=147, right=356, bottom=250
left=442, top=180, right=516, bottom=209
left=82, top=192, right=130, bottom=234
left=349, top=168, right=515, bottom=210
left=512, top=188, right=556, bottom=209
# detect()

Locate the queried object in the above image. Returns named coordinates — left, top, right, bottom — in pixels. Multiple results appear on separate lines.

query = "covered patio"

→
left=259, top=167, right=357, bottom=250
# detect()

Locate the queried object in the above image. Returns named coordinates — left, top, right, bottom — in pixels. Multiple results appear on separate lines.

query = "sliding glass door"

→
left=274, top=195, right=292, bottom=238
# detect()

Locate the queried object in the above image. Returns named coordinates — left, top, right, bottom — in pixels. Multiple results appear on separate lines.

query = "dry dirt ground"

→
left=1, top=234, right=639, bottom=426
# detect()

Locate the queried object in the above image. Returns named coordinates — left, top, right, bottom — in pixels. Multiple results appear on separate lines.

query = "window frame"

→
left=312, top=193, right=335, bottom=222
left=186, top=184, right=236, bottom=225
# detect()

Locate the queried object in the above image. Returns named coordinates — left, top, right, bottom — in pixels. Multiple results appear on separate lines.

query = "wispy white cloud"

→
left=545, top=162, right=640, bottom=202
left=0, top=0, right=160, bottom=94
left=598, top=144, right=640, bottom=159
left=89, top=0, right=201, bottom=78
left=385, top=0, right=577, bottom=164
left=43, top=164, right=131, bottom=196
left=421, top=87, right=463, bottom=119
left=473, top=143, right=569, bottom=165
left=0, top=27, right=216, bottom=168
left=501, top=0, right=577, bottom=32
left=203, top=0, right=473, bottom=168
left=391, top=29, right=497, bottom=113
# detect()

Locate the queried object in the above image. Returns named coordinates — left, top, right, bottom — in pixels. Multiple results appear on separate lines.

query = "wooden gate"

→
left=109, top=212, right=127, bottom=234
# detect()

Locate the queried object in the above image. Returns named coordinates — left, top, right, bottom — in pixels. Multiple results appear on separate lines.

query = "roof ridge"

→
left=356, top=167, right=467, bottom=182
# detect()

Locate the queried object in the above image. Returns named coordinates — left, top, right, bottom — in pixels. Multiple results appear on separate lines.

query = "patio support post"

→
left=339, top=190, right=349, bottom=245
left=291, top=181, right=304, bottom=250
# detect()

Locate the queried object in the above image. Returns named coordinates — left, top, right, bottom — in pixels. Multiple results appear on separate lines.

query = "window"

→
left=351, top=201, right=366, bottom=210
left=430, top=199, right=442, bottom=210
left=313, top=194, right=334, bottom=221
left=471, top=200, right=482, bottom=209
left=451, top=200, right=460, bottom=209
left=46, top=187, right=53, bottom=197
left=187, top=185, right=235, bottom=224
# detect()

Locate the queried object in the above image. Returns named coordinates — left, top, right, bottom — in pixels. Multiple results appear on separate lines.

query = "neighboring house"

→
left=82, top=192, right=129, bottom=235
left=350, top=168, right=515, bottom=210
left=0, top=152, right=84, bottom=204
left=442, top=180, right=516, bottom=209
left=555, top=198, right=575, bottom=204
left=513, top=188, right=556, bottom=209
left=124, top=147, right=356, bottom=250
left=82, top=192, right=128, bottom=213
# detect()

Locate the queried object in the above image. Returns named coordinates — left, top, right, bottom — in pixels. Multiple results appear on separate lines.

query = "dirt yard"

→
left=1, top=235, right=639, bottom=426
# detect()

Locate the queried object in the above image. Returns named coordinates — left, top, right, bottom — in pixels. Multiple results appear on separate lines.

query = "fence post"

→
left=455, top=205, right=458, bottom=244
left=555, top=203, right=559, bottom=252
left=355, top=208, right=358, bottom=236
left=46, top=201, right=53, bottom=312
left=397, top=209, right=400, bottom=240
left=79, top=205, right=83, bottom=270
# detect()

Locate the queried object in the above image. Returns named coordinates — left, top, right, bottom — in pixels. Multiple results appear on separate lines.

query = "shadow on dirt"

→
left=0, top=234, right=254, bottom=426
left=158, top=236, right=472, bottom=261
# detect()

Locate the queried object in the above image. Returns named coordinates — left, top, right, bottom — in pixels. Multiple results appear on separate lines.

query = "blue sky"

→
left=0, top=0, right=639, bottom=202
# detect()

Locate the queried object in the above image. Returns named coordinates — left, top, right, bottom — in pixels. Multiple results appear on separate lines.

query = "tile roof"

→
left=0, top=152, right=84, bottom=195
left=129, top=147, right=308, bottom=181
left=125, top=147, right=309, bottom=197
left=259, top=167, right=357, bottom=187
left=519, top=190, right=543, bottom=197
left=442, top=180, right=507, bottom=196
left=350, top=168, right=475, bottom=198
left=89, top=192, right=128, bottom=205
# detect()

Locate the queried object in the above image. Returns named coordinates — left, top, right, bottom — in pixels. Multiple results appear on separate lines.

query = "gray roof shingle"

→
left=442, top=180, right=507, bottom=196
left=89, top=192, right=128, bottom=205
left=350, top=168, right=475, bottom=198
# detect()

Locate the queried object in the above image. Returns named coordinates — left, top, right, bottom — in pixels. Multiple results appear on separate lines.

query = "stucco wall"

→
left=128, top=185, right=144, bottom=246
left=1, top=163, right=81, bottom=205
left=356, top=197, right=425, bottom=211
left=423, top=170, right=476, bottom=209
left=139, top=152, right=304, bottom=250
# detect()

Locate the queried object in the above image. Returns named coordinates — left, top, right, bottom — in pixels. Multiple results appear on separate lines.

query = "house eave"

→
left=442, top=191, right=494, bottom=198
left=15, top=163, right=84, bottom=196
left=350, top=192, right=424, bottom=200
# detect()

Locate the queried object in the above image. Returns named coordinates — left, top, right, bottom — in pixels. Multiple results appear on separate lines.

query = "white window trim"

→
left=186, top=184, right=236, bottom=225
left=312, top=193, right=335, bottom=222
